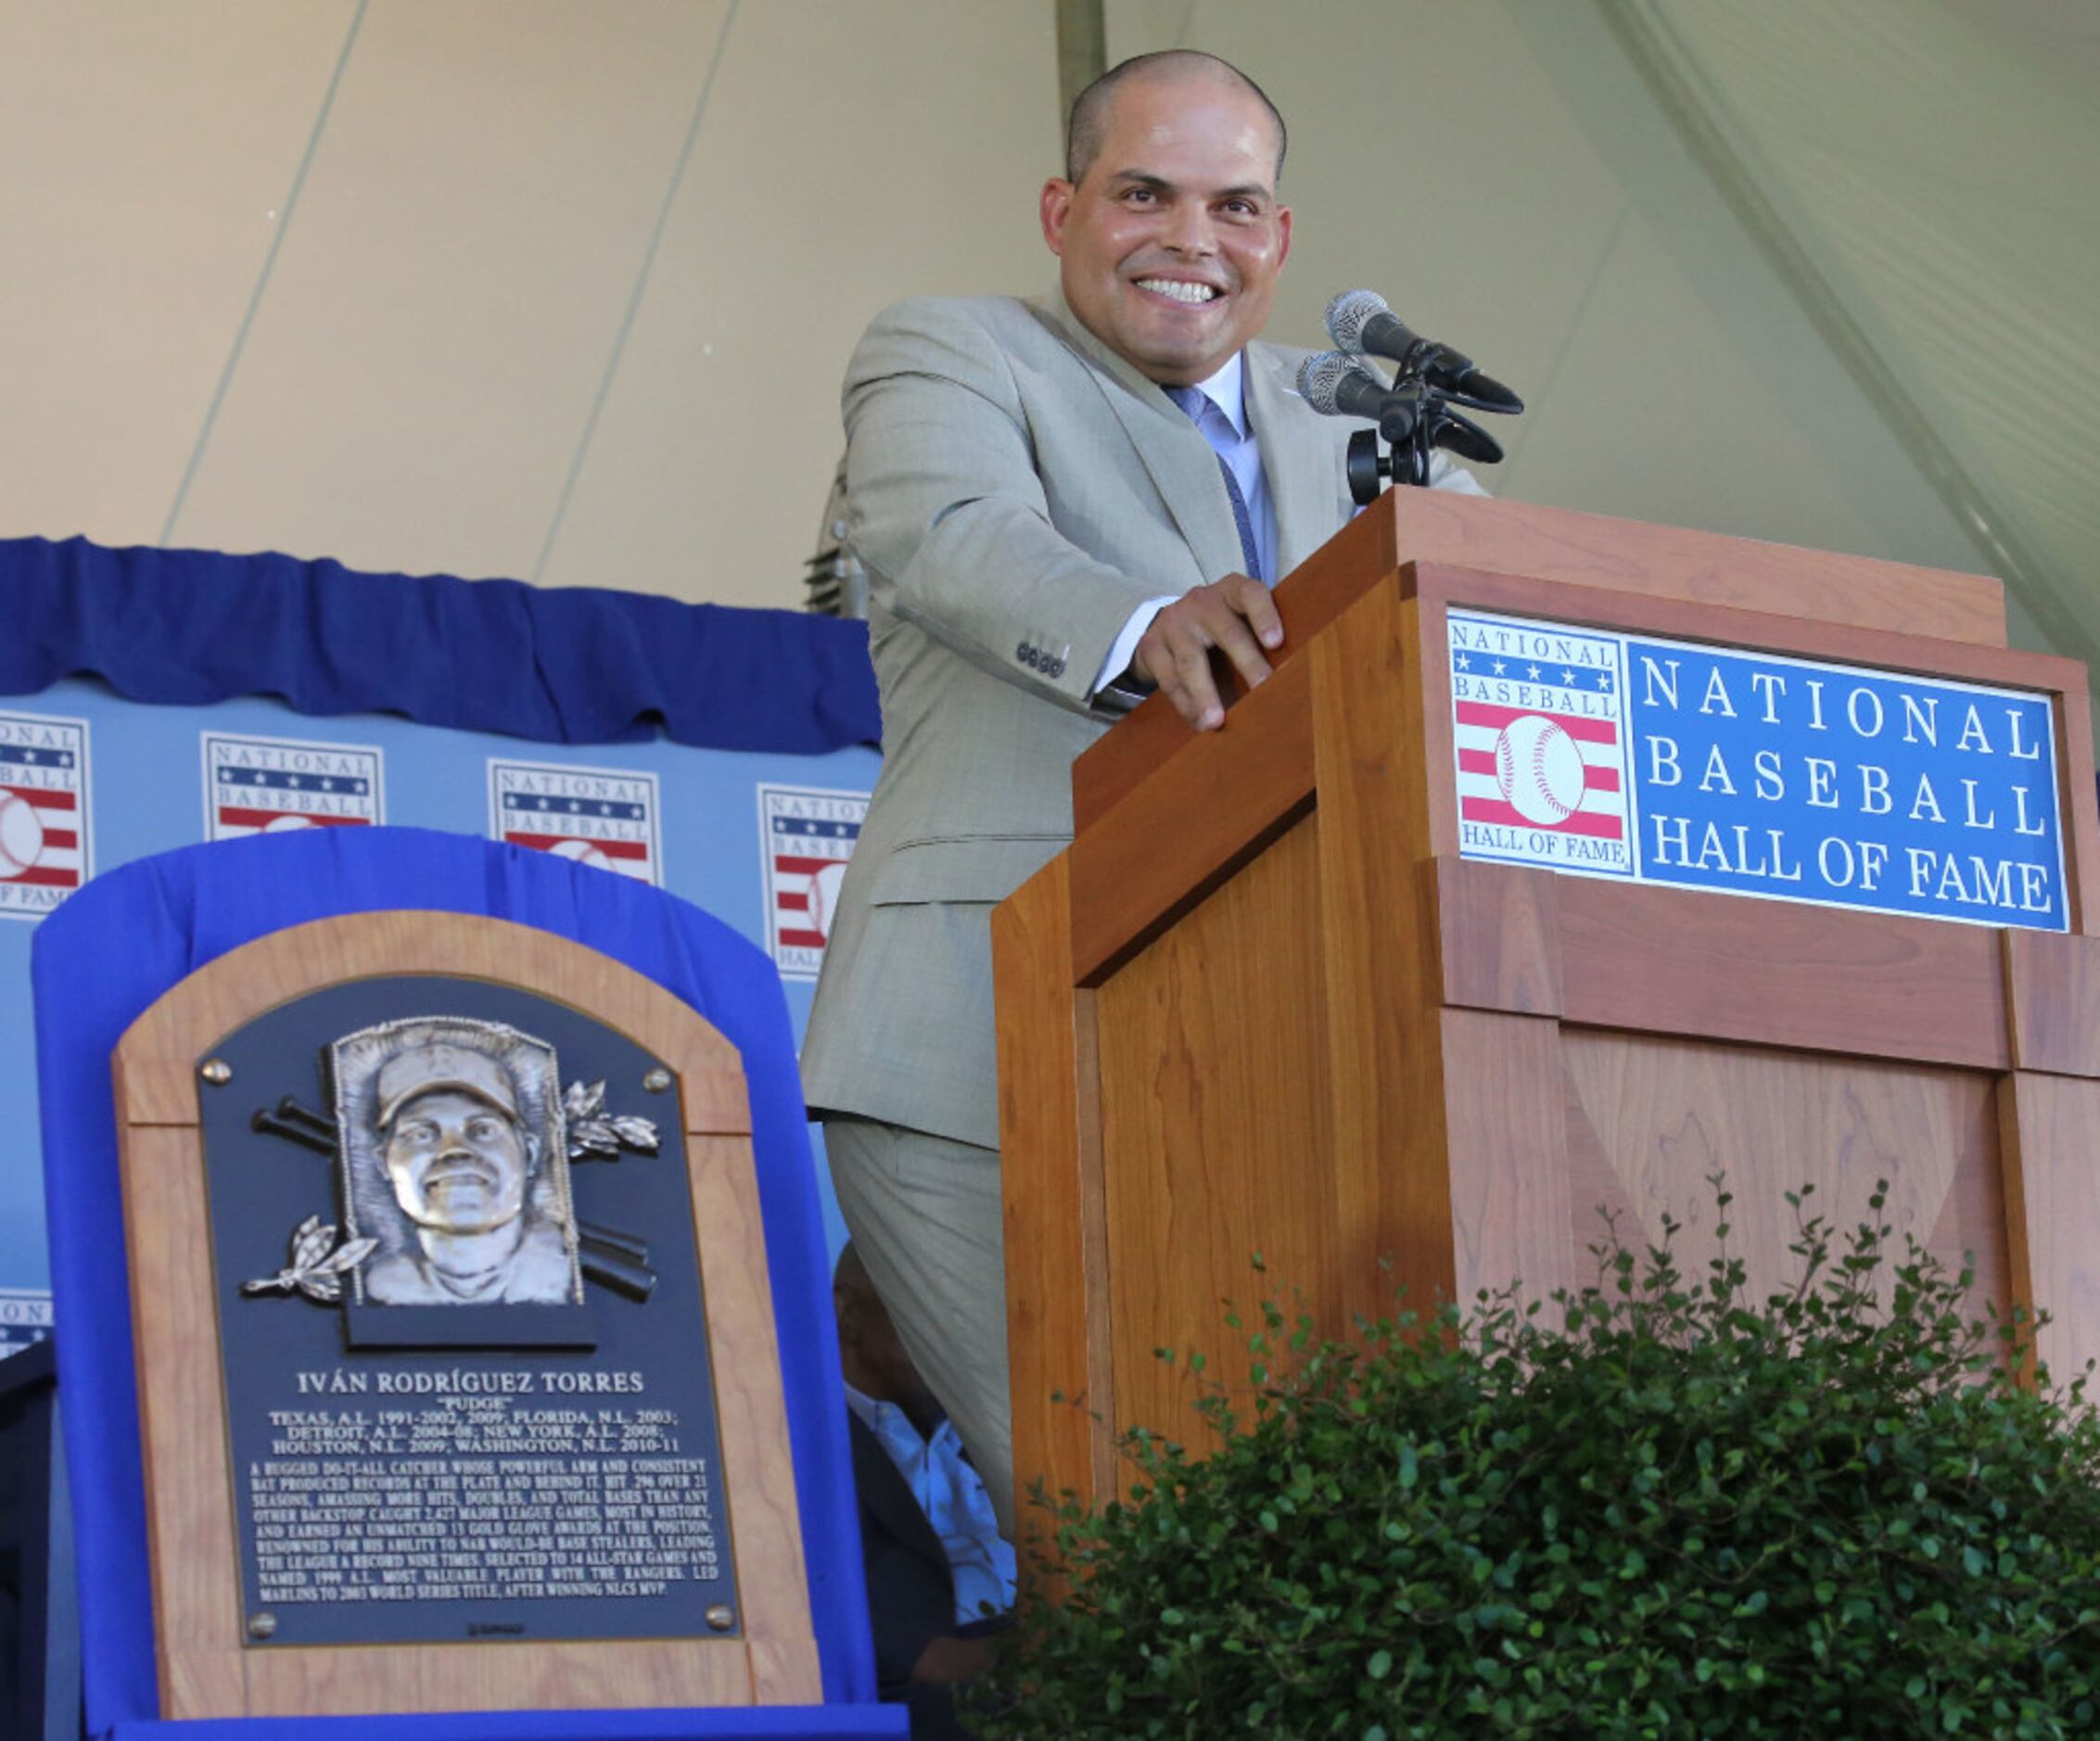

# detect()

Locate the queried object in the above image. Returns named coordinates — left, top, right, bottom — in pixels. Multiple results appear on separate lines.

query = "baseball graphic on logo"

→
left=1495, top=715, right=1585, bottom=827
left=549, top=839, right=614, bottom=870
left=0, top=793, right=45, bottom=879
left=808, top=860, right=849, bottom=941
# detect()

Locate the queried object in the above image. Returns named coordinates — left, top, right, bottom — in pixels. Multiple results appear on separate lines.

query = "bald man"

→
left=802, top=52, right=1483, bottom=1528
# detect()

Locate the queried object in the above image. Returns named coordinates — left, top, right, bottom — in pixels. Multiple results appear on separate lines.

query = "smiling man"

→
left=800, top=51, right=1483, bottom=1531
left=363, top=1036, right=578, bottom=1306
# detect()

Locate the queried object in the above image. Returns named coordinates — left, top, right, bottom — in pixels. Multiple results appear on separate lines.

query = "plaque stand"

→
left=115, top=911, right=811, bottom=1720
left=32, top=829, right=904, bottom=1739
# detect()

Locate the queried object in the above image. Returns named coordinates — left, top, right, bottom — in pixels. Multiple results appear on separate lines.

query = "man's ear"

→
left=1040, top=178, right=1075, bottom=256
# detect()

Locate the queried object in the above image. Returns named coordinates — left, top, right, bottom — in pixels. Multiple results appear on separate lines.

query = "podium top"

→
left=1076, top=491, right=2008, bottom=832
left=1358, top=491, right=2005, bottom=647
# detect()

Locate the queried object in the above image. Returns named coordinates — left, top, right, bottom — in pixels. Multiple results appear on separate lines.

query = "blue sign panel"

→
left=1449, top=610, right=2068, bottom=933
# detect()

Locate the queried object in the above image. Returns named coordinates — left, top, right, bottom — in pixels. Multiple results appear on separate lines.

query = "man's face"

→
left=1041, top=70, right=1292, bottom=387
left=382, top=1089, right=529, bottom=1237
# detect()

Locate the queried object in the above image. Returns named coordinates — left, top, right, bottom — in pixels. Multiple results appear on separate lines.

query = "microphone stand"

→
left=1344, top=367, right=1513, bottom=505
left=1345, top=376, right=1439, bottom=504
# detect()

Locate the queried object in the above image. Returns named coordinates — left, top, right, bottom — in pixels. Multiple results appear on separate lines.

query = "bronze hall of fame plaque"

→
left=196, top=977, right=738, bottom=1648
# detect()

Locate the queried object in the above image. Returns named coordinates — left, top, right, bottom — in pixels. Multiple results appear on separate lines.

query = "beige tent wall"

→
left=0, top=0, right=2085, bottom=682
left=0, top=0, right=1060, bottom=600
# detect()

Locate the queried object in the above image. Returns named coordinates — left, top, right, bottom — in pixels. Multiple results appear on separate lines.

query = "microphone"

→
left=1325, top=289, right=1523, bottom=416
left=1295, top=350, right=1423, bottom=441
left=1295, top=350, right=1394, bottom=422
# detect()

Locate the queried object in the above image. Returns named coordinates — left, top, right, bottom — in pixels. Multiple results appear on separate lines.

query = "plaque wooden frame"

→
left=996, top=491, right=2100, bottom=1524
left=112, top=909, right=820, bottom=1721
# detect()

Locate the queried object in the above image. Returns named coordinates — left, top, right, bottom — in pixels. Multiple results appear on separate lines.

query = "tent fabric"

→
left=32, top=827, right=891, bottom=1738
left=0, top=535, right=881, bottom=754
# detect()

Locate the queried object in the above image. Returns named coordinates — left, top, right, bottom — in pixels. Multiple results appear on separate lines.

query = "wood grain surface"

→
left=1073, top=490, right=2010, bottom=832
left=1004, top=515, right=2094, bottom=1525
left=1560, top=1030, right=2005, bottom=1318
left=1094, top=814, right=1338, bottom=1456
left=1068, top=646, right=1313, bottom=985
left=1997, top=1071, right=2100, bottom=1390
left=1379, top=491, right=2005, bottom=644
left=2004, top=929, right=2100, bottom=1078
left=111, top=911, right=814, bottom=1720
left=991, top=856, right=1116, bottom=1532
left=1433, top=848, right=2012, bottom=1068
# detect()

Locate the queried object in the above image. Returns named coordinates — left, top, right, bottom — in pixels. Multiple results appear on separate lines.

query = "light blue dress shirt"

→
left=1090, top=349, right=1278, bottom=696
left=846, top=1385, right=1018, bottom=1624
left=1177, top=350, right=1278, bottom=587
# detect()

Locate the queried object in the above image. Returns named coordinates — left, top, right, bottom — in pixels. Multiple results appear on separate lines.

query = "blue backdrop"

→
left=32, top=828, right=898, bottom=1736
left=0, top=535, right=883, bottom=1343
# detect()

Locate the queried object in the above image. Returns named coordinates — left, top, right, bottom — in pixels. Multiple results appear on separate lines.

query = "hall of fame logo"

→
left=0, top=710, right=91, bottom=921
left=489, top=758, right=661, bottom=885
left=202, top=732, right=383, bottom=840
left=757, top=783, right=866, bottom=980
left=0, top=1288, right=54, bottom=1357
left=1445, top=606, right=2068, bottom=933
left=1448, top=613, right=1633, bottom=877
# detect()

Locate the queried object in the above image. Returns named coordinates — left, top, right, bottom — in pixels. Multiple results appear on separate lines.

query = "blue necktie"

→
left=1165, top=385, right=1263, bottom=583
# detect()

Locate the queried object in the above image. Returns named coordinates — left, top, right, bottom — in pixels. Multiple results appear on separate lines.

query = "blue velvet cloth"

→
left=32, top=828, right=898, bottom=1739
left=0, top=536, right=881, bottom=753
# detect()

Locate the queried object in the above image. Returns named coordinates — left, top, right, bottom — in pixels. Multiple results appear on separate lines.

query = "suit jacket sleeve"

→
left=844, top=299, right=1163, bottom=716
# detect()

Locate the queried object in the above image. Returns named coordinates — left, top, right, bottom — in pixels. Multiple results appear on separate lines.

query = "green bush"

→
left=974, top=1187, right=2100, bottom=1739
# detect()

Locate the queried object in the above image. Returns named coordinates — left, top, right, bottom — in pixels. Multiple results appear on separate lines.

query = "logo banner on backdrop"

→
left=1448, top=609, right=2068, bottom=932
left=0, top=1286, right=53, bottom=1355
left=203, top=733, right=385, bottom=839
left=757, top=784, right=866, bottom=980
left=489, top=760, right=662, bottom=886
left=0, top=710, right=90, bottom=921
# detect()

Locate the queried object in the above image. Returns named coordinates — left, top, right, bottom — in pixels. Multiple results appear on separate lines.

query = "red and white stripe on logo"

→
left=0, top=784, right=83, bottom=887
left=1453, top=701, right=1623, bottom=839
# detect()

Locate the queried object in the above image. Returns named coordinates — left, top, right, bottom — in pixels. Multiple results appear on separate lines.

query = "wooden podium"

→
left=994, top=491, right=2100, bottom=1521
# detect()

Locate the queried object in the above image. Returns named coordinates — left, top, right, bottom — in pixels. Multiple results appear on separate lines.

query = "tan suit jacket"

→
left=800, top=289, right=1480, bottom=1150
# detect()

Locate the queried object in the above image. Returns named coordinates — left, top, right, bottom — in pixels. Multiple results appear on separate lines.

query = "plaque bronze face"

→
left=114, top=913, right=819, bottom=1720
left=205, top=977, right=733, bottom=1649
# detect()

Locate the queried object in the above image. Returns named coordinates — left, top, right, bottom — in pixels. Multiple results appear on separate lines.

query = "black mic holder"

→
left=1346, top=356, right=1515, bottom=506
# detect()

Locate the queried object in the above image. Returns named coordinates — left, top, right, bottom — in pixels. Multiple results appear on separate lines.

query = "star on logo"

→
left=1597, top=672, right=1615, bottom=693
left=1527, top=664, right=1542, bottom=680
left=1561, top=667, right=1577, bottom=685
left=1454, top=652, right=1471, bottom=670
left=1492, top=659, right=1507, bottom=676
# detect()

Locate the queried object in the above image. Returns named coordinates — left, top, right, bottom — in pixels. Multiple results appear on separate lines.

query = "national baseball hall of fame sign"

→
left=1446, top=608, right=2069, bottom=934
left=110, top=914, right=819, bottom=1718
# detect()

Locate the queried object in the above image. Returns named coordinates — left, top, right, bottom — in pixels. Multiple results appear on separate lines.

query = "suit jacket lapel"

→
left=1030, top=286, right=1243, bottom=583
left=1246, top=342, right=1336, bottom=577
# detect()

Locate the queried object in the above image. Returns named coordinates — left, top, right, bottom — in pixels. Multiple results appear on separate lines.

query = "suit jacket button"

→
left=1015, top=641, right=1030, bottom=661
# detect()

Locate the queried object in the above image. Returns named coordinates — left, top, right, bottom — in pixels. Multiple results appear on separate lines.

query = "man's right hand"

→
left=1129, top=573, right=1283, bottom=731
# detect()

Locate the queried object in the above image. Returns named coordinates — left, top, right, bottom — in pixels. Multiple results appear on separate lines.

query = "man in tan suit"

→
left=802, top=51, right=1481, bottom=1530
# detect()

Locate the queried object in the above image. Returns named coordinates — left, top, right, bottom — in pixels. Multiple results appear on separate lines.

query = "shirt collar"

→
left=1184, top=351, right=1249, bottom=439
left=844, top=1382, right=904, bottom=1437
